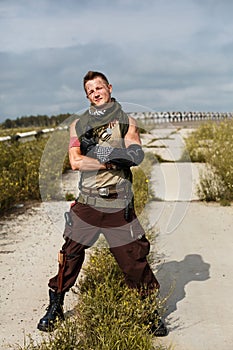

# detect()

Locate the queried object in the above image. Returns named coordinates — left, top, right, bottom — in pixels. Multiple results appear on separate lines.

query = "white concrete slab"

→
left=148, top=201, right=233, bottom=350
left=150, top=162, right=205, bottom=202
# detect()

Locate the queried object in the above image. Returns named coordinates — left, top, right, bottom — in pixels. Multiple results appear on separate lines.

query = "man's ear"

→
left=108, top=84, right=113, bottom=93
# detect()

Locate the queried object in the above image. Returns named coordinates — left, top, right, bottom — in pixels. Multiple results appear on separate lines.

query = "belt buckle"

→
left=98, top=187, right=109, bottom=197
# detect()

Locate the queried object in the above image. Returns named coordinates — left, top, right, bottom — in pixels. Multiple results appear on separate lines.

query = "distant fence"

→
left=0, top=126, right=68, bottom=143
left=130, top=111, right=233, bottom=124
left=0, top=111, right=232, bottom=143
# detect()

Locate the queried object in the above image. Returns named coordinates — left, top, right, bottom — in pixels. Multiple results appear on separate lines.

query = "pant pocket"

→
left=126, top=235, right=150, bottom=261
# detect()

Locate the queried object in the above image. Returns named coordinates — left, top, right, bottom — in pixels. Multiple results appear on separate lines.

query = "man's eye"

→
left=87, top=86, right=104, bottom=96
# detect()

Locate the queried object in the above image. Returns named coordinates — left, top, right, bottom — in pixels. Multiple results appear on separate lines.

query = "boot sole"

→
left=37, top=322, right=54, bottom=332
left=151, top=323, right=169, bottom=337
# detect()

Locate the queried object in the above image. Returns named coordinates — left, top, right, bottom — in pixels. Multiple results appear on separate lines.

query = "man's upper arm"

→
left=69, top=119, right=81, bottom=148
left=124, top=116, right=142, bottom=148
left=68, top=119, right=81, bottom=169
left=69, top=119, right=79, bottom=137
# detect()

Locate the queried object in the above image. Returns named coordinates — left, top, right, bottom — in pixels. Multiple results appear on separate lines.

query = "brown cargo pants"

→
left=48, top=201, right=160, bottom=294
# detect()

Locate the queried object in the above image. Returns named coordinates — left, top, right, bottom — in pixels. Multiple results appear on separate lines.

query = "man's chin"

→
left=94, top=100, right=112, bottom=109
left=94, top=99, right=105, bottom=106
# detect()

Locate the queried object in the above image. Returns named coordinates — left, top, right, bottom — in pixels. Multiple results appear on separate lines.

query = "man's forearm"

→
left=70, top=154, right=106, bottom=171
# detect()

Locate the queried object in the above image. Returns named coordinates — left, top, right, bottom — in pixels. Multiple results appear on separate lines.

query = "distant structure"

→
left=129, top=111, right=233, bottom=123
left=0, top=126, right=67, bottom=143
left=0, top=111, right=232, bottom=143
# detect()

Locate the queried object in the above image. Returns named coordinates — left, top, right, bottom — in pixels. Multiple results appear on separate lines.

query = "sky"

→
left=0, top=0, right=233, bottom=123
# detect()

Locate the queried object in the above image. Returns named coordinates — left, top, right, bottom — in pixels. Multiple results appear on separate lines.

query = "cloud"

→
left=0, top=0, right=233, bottom=122
left=0, top=43, right=127, bottom=118
left=0, top=0, right=205, bottom=52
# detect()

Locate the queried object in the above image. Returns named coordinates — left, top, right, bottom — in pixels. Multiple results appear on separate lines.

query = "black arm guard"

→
left=88, top=144, right=144, bottom=168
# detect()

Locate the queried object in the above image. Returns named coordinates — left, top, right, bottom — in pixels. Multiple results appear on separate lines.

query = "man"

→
left=37, top=71, right=167, bottom=336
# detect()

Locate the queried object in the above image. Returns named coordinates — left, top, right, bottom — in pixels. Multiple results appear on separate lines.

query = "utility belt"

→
left=77, top=184, right=128, bottom=209
left=78, top=193, right=128, bottom=208
left=81, top=184, right=125, bottom=197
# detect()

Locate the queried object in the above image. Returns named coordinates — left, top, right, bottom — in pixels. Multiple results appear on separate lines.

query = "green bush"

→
left=184, top=122, right=216, bottom=162
left=132, top=152, right=156, bottom=215
left=0, top=139, right=46, bottom=211
left=39, top=130, right=70, bottom=201
left=75, top=248, right=165, bottom=350
left=197, top=165, right=227, bottom=202
left=0, top=132, right=71, bottom=213
left=185, top=120, right=233, bottom=202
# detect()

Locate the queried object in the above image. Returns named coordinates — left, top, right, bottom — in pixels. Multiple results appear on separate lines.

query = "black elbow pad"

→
left=110, top=144, right=144, bottom=167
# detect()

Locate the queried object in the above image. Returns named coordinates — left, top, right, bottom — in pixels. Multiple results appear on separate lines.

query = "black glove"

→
left=80, top=126, right=97, bottom=155
left=88, top=144, right=112, bottom=163
left=88, top=144, right=144, bottom=168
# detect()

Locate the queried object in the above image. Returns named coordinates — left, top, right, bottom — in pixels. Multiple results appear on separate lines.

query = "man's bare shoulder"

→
left=128, top=115, right=137, bottom=125
left=70, top=118, right=80, bottom=127
left=69, top=119, right=79, bottom=137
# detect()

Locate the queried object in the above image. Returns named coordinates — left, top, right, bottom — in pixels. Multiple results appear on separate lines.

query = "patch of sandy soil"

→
left=0, top=170, right=82, bottom=349
left=0, top=201, right=82, bottom=349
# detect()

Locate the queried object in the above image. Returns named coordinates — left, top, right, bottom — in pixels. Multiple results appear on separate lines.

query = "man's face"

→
left=85, top=77, right=112, bottom=107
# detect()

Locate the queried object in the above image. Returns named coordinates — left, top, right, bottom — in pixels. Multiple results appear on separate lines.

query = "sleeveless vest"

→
left=80, top=122, right=128, bottom=189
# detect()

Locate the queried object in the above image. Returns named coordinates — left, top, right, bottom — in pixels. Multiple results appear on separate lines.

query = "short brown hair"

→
left=83, top=71, right=109, bottom=92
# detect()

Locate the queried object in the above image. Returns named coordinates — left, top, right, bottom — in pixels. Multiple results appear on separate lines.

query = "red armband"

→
left=69, top=136, right=80, bottom=149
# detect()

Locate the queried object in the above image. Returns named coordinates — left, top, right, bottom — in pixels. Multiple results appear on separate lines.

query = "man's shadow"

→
left=156, top=254, right=210, bottom=324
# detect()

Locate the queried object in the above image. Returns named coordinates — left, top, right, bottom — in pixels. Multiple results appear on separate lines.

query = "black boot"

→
left=37, top=289, right=65, bottom=332
left=150, top=317, right=168, bottom=337
left=149, top=311, right=168, bottom=337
